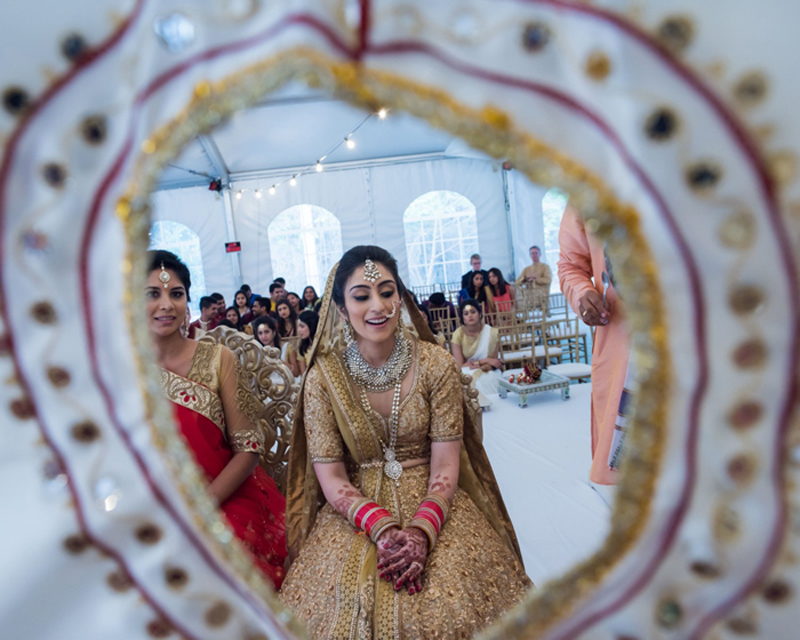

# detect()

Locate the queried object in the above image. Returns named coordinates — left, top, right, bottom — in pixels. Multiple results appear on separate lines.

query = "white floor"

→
left=480, top=382, right=611, bottom=587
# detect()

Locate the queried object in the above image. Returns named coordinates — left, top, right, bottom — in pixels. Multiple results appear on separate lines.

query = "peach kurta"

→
left=558, top=208, right=630, bottom=485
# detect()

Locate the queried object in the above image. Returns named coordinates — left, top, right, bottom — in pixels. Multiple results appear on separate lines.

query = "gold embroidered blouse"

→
left=304, top=340, right=463, bottom=465
left=161, top=341, right=266, bottom=455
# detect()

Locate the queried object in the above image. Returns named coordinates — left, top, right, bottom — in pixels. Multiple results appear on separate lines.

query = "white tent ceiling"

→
left=157, top=82, right=460, bottom=190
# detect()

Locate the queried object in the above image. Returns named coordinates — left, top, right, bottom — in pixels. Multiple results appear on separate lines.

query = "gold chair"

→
left=545, top=318, right=592, bottom=382
left=200, top=326, right=298, bottom=493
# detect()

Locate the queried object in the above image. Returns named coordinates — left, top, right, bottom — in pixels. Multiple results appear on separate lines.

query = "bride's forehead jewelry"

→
left=363, top=259, right=382, bottom=283
left=158, top=263, right=171, bottom=288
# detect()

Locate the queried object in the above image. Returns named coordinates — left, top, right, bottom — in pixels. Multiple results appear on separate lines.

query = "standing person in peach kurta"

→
left=558, top=208, right=630, bottom=485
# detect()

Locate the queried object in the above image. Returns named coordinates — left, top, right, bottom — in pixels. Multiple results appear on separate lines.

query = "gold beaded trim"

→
left=117, top=47, right=669, bottom=638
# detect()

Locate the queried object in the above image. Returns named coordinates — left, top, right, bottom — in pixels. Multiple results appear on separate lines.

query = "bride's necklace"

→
left=344, top=332, right=412, bottom=393
left=358, top=383, right=404, bottom=481
left=344, top=334, right=412, bottom=481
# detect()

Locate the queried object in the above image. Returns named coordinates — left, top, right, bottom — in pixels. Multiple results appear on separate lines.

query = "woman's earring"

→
left=394, top=304, right=405, bottom=336
left=343, top=318, right=355, bottom=346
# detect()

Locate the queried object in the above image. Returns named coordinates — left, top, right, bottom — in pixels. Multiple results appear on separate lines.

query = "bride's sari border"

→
left=159, top=367, right=226, bottom=434
left=117, top=48, right=668, bottom=637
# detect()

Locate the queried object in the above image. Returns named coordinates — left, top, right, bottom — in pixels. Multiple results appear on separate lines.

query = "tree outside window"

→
left=149, top=220, right=207, bottom=318
left=268, top=205, right=343, bottom=295
left=403, top=190, right=479, bottom=288
left=541, top=187, right=569, bottom=292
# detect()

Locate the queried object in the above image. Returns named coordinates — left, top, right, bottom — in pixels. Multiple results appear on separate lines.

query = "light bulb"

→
left=316, top=161, right=323, bottom=172
left=235, top=190, right=242, bottom=200
left=254, top=189, right=262, bottom=198
left=269, top=186, right=276, bottom=195
left=290, top=176, right=297, bottom=186
left=345, top=137, right=355, bottom=149
left=378, top=108, right=388, bottom=119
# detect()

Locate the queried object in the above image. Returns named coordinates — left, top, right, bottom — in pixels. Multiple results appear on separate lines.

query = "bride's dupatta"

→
left=285, top=267, right=524, bottom=566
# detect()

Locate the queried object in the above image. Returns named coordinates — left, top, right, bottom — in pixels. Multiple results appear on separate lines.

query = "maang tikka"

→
left=363, top=259, right=382, bottom=283
left=158, top=263, right=171, bottom=288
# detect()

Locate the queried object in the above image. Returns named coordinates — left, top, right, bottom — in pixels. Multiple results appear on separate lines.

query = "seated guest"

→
left=240, top=283, right=256, bottom=306
left=285, top=310, right=318, bottom=377
left=225, top=306, right=244, bottom=331
left=146, top=250, right=286, bottom=587
left=421, top=291, right=458, bottom=334
left=187, top=295, right=218, bottom=339
left=275, top=299, right=297, bottom=339
left=467, top=271, right=495, bottom=316
left=515, top=245, right=552, bottom=314
left=488, top=268, right=516, bottom=313
left=451, top=298, right=503, bottom=406
left=235, top=290, right=252, bottom=324
left=216, top=318, right=236, bottom=329
left=269, top=281, right=287, bottom=312
left=252, top=315, right=280, bottom=351
left=251, top=296, right=270, bottom=319
left=210, top=292, right=226, bottom=321
left=460, top=253, right=489, bottom=290
left=287, top=291, right=303, bottom=314
left=302, top=285, right=321, bottom=312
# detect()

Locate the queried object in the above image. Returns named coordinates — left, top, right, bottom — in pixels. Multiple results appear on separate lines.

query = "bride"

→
left=281, top=246, right=530, bottom=639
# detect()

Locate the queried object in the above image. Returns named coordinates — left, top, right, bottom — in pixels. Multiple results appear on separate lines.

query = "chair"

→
left=546, top=318, right=592, bottom=382
left=548, top=292, right=568, bottom=318
left=200, top=326, right=298, bottom=493
left=498, top=321, right=535, bottom=369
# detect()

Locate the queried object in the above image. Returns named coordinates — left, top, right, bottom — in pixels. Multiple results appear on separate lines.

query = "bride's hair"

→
left=147, top=249, right=192, bottom=302
left=332, top=245, right=406, bottom=308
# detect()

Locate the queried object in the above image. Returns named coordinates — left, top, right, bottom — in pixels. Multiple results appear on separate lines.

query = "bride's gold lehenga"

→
left=281, top=338, right=531, bottom=639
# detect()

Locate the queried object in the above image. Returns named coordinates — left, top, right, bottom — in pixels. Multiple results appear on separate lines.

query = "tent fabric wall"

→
left=507, top=170, right=548, bottom=281
left=149, top=187, right=235, bottom=299
left=152, top=157, right=524, bottom=299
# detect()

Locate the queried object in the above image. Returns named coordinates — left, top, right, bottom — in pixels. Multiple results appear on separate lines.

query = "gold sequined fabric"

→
left=281, top=341, right=531, bottom=639
left=281, top=464, right=530, bottom=639
left=230, top=429, right=266, bottom=455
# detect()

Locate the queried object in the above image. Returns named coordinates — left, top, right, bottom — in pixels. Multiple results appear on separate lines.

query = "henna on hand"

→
left=428, top=473, right=452, bottom=495
left=380, top=528, right=429, bottom=592
left=331, top=483, right=361, bottom=516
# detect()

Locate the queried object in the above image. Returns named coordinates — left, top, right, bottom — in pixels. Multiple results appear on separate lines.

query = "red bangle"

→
left=348, top=499, right=399, bottom=541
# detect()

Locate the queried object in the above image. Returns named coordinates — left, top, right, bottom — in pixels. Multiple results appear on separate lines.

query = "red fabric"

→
left=493, top=290, right=513, bottom=312
left=172, top=403, right=287, bottom=588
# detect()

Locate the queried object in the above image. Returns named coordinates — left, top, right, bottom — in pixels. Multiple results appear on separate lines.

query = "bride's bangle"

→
left=408, top=493, right=450, bottom=550
left=348, top=498, right=400, bottom=543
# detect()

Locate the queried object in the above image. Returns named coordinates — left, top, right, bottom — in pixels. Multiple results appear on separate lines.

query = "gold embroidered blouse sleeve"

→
left=217, top=345, right=266, bottom=455
left=304, top=365, right=345, bottom=463
left=424, top=343, right=464, bottom=442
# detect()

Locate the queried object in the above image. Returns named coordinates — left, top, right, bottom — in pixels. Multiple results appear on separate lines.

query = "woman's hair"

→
left=332, top=245, right=406, bottom=308
left=487, top=268, right=508, bottom=296
left=458, top=298, right=483, bottom=324
left=147, top=250, right=191, bottom=301
left=297, top=310, right=319, bottom=357
left=467, top=271, right=488, bottom=304
left=252, top=315, right=280, bottom=348
left=216, top=319, right=236, bottom=329
left=303, top=285, right=319, bottom=306
left=225, top=305, right=242, bottom=330
left=275, top=299, right=298, bottom=337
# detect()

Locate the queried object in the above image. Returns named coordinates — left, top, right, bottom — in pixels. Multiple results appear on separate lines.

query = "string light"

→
left=289, top=176, right=297, bottom=186
left=345, top=136, right=356, bottom=149
left=378, top=108, right=388, bottom=119
left=269, top=185, right=276, bottom=195
left=316, top=161, right=324, bottom=172
left=254, top=189, right=262, bottom=198
left=235, top=190, right=242, bottom=200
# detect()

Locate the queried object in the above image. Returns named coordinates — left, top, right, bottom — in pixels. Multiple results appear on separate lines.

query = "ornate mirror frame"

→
left=1, top=1, right=797, bottom=638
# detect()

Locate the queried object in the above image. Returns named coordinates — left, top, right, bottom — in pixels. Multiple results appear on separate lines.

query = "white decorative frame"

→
left=1, top=1, right=797, bottom=638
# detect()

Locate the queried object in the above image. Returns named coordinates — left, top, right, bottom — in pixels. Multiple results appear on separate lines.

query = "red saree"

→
left=161, top=342, right=287, bottom=587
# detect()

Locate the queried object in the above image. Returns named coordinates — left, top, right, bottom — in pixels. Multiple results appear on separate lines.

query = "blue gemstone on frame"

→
left=154, top=13, right=196, bottom=53
left=522, top=22, right=551, bottom=52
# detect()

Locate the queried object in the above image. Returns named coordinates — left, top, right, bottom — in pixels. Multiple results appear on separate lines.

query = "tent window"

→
left=403, top=190, right=479, bottom=288
left=268, top=204, right=343, bottom=294
left=149, top=220, right=207, bottom=318
left=542, top=187, right=569, bottom=293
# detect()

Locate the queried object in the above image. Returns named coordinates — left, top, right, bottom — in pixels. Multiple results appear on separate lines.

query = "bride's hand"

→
left=378, top=528, right=428, bottom=594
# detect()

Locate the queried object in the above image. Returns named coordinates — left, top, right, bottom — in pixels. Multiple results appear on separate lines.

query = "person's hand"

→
left=479, top=363, right=493, bottom=372
left=578, top=289, right=609, bottom=326
left=377, top=528, right=429, bottom=594
left=467, top=359, right=480, bottom=370
left=376, top=526, right=403, bottom=576
left=526, top=274, right=536, bottom=282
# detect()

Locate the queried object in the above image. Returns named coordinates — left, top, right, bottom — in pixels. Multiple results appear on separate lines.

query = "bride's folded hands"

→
left=378, top=527, right=429, bottom=594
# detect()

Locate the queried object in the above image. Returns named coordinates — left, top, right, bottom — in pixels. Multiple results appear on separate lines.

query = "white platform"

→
left=480, top=382, right=611, bottom=587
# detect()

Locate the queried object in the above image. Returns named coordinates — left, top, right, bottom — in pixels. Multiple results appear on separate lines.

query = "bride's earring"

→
left=343, top=317, right=355, bottom=346
left=393, top=302, right=404, bottom=336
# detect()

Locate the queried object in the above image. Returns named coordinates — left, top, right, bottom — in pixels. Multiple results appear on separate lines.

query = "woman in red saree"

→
left=146, top=250, right=287, bottom=587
